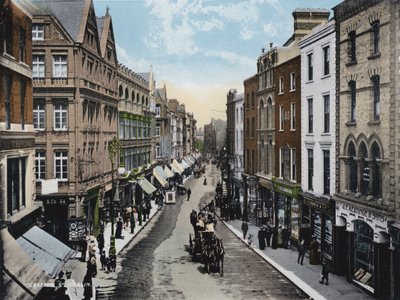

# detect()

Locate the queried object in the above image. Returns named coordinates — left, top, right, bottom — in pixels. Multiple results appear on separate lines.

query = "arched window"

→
left=348, top=142, right=357, bottom=192
left=136, top=92, right=140, bottom=103
left=359, top=142, right=369, bottom=195
left=131, top=91, right=135, bottom=102
left=371, top=142, right=381, bottom=198
left=259, top=100, right=264, bottom=129
left=267, top=97, right=272, bottom=129
left=125, top=88, right=129, bottom=100
left=119, top=85, right=123, bottom=98
left=142, top=95, right=145, bottom=105
left=353, top=220, right=374, bottom=288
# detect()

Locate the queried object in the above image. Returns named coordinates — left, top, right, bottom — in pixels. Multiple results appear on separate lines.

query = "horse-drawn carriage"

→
left=193, top=164, right=206, bottom=178
left=189, top=221, right=224, bottom=276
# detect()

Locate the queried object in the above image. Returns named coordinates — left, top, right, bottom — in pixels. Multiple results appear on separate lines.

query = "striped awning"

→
left=139, top=178, right=157, bottom=194
left=153, top=167, right=168, bottom=187
left=164, top=166, right=175, bottom=178
left=172, top=159, right=185, bottom=174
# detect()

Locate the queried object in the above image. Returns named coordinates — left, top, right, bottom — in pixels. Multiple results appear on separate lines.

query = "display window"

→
left=322, top=215, right=333, bottom=259
left=291, top=198, right=300, bottom=241
left=353, top=220, right=374, bottom=289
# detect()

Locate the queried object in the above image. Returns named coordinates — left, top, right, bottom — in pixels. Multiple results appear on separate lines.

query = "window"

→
left=54, top=102, right=68, bottom=130
left=371, top=142, right=381, bottom=198
left=119, top=117, right=124, bottom=139
left=246, top=118, right=249, bottom=137
left=155, top=105, right=161, bottom=117
left=290, top=72, right=296, bottom=91
left=33, top=55, right=45, bottom=77
left=279, top=105, right=284, bottom=131
left=349, top=31, right=356, bottom=62
left=308, top=98, right=313, bottom=133
left=279, top=77, right=284, bottom=94
left=33, top=99, right=45, bottom=129
left=7, top=157, right=26, bottom=214
left=246, top=93, right=249, bottom=108
left=323, top=150, right=330, bottom=194
left=155, top=145, right=161, bottom=158
left=307, top=53, right=313, bottom=81
left=348, top=142, right=357, bottom=193
left=32, top=24, right=44, bottom=40
left=20, top=79, right=26, bottom=129
left=372, top=76, right=380, bottom=121
left=251, top=117, right=255, bottom=137
left=156, top=124, right=160, bottom=136
left=4, top=72, right=12, bottom=129
left=54, top=151, right=68, bottom=180
left=290, top=148, right=296, bottom=181
left=236, top=108, right=239, bottom=123
left=290, top=102, right=295, bottom=130
left=35, top=151, right=46, bottom=180
left=371, top=21, right=380, bottom=55
left=308, top=149, right=313, bottom=190
left=349, top=81, right=356, bottom=122
left=323, top=95, right=330, bottom=133
left=323, top=46, right=330, bottom=76
left=19, top=26, right=26, bottom=62
left=240, top=107, right=243, bottom=123
left=52, top=55, right=67, bottom=77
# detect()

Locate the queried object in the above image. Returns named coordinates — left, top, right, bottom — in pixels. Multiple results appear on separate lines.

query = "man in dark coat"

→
left=271, top=227, right=278, bottom=249
left=83, top=272, right=92, bottom=300
left=297, top=239, right=306, bottom=265
left=319, top=258, right=330, bottom=285
left=265, top=224, right=272, bottom=247
left=115, top=218, right=123, bottom=239
left=96, top=230, right=105, bottom=254
left=187, top=188, right=191, bottom=201
left=241, top=221, right=249, bottom=239
left=282, top=226, right=290, bottom=249
left=258, top=228, right=266, bottom=250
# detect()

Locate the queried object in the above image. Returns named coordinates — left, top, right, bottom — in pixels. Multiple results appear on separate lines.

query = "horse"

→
left=214, top=238, right=225, bottom=276
left=202, top=244, right=216, bottom=274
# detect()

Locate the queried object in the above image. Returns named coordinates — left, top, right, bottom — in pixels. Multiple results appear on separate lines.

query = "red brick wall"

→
left=244, top=75, right=258, bottom=175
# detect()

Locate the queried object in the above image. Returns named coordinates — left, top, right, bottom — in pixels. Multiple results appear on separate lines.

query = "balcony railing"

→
left=33, top=77, right=73, bottom=87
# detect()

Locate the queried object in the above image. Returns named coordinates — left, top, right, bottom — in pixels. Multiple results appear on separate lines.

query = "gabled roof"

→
left=96, top=16, right=104, bottom=39
left=31, top=0, right=86, bottom=41
left=156, top=87, right=167, bottom=101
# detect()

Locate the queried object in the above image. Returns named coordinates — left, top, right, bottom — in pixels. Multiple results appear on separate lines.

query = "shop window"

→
left=7, top=157, right=27, bottom=215
left=353, top=220, right=374, bottom=288
left=323, top=216, right=333, bottom=259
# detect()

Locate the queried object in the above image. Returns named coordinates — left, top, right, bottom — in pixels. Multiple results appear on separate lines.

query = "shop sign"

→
left=273, top=180, right=300, bottom=198
left=0, top=138, right=35, bottom=151
left=68, top=218, right=86, bottom=241
left=43, top=197, right=68, bottom=206
left=336, top=201, right=388, bottom=223
left=304, top=198, right=328, bottom=211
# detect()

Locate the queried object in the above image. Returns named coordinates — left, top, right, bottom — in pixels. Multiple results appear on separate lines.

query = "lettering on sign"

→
left=44, top=198, right=68, bottom=206
left=340, top=202, right=387, bottom=223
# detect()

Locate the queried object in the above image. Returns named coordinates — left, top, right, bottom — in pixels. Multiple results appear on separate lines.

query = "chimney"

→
left=262, top=48, right=265, bottom=53
left=292, top=9, right=330, bottom=39
left=269, top=42, right=273, bottom=49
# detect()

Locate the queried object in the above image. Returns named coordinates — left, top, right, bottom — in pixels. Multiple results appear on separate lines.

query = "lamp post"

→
left=108, top=137, right=122, bottom=255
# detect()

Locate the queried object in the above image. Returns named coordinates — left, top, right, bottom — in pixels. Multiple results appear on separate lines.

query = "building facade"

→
left=333, top=1, right=399, bottom=298
left=299, top=20, right=336, bottom=262
left=233, top=93, right=244, bottom=201
left=31, top=0, right=119, bottom=242
left=203, top=122, right=217, bottom=158
left=155, top=85, right=169, bottom=161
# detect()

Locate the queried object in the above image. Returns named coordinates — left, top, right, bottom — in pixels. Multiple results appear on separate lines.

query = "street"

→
left=95, top=165, right=307, bottom=300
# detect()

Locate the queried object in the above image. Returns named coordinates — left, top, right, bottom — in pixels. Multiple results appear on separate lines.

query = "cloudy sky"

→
left=94, top=0, right=341, bottom=127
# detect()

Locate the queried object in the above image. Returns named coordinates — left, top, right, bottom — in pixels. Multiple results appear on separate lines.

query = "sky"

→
left=93, top=0, right=341, bottom=127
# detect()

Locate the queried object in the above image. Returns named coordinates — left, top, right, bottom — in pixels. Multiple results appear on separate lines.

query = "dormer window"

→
left=32, top=24, right=44, bottom=41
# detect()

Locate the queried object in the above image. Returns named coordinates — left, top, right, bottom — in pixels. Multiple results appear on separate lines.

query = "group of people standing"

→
left=243, top=220, right=289, bottom=250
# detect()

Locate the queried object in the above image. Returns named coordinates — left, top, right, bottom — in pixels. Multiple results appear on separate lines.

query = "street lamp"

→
left=108, top=137, right=122, bottom=255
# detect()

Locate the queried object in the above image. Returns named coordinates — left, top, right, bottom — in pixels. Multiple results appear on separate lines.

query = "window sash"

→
left=33, top=102, right=45, bottom=129
left=55, top=151, right=68, bottom=180
left=323, top=150, right=330, bottom=194
left=291, top=149, right=296, bottom=181
left=291, top=103, right=295, bottom=130
left=308, top=149, right=314, bottom=190
left=308, top=98, right=313, bottom=133
left=35, top=152, right=46, bottom=180
left=52, top=55, right=67, bottom=78
left=32, top=24, right=44, bottom=40
left=54, top=103, right=68, bottom=130
left=279, top=105, right=284, bottom=130
left=290, top=73, right=296, bottom=90
left=350, top=82, right=356, bottom=122
left=373, top=77, right=380, bottom=120
left=308, top=53, right=313, bottom=81
left=324, top=95, right=330, bottom=133
left=33, top=55, right=45, bottom=77
left=323, top=46, right=330, bottom=76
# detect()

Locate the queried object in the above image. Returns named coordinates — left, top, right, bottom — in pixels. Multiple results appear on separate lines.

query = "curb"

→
left=217, top=215, right=325, bottom=300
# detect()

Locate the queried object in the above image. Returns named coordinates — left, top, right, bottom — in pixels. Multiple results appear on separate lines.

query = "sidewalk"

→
left=221, top=218, right=373, bottom=300
left=64, top=174, right=193, bottom=299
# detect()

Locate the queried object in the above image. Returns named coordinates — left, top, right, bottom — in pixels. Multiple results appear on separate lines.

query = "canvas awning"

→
left=16, top=226, right=74, bottom=277
left=153, top=166, right=168, bottom=187
left=188, top=155, right=196, bottom=164
left=139, top=178, right=157, bottom=194
left=172, top=159, right=185, bottom=174
left=164, top=166, right=175, bottom=178
left=184, top=156, right=193, bottom=166
left=1, top=228, right=50, bottom=299
left=181, top=159, right=190, bottom=169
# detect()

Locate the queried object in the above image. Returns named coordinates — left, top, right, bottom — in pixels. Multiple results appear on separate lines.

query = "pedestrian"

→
left=241, top=221, right=249, bottom=239
left=190, top=210, right=197, bottom=229
left=83, top=272, right=92, bottom=300
left=282, top=226, right=289, bottom=249
left=187, top=188, right=191, bottom=201
left=265, top=223, right=272, bottom=247
left=203, top=177, right=207, bottom=185
left=88, top=240, right=96, bottom=256
left=319, top=258, right=330, bottom=285
left=310, top=238, right=319, bottom=265
left=97, top=230, right=104, bottom=254
left=86, top=254, right=97, bottom=278
left=115, top=218, right=123, bottom=239
left=258, top=228, right=266, bottom=250
left=277, top=225, right=283, bottom=248
left=81, top=238, right=87, bottom=262
left=100, top=250, right=106, bottom=270
left=106, top=256, right=111, bottom=273
left=297, top=239, right=305, bottom=265
left=110, top=253, right=116, bottom=272
left=271, top=226, right=278, bottom=249
left=130, top=211, right=135, bottom=234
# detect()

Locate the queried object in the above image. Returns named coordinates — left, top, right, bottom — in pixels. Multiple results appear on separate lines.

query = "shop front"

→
left=389, top=222, right=400, bottom=300
left=300, top=193, right=334, bottom=264
left=272, top=179, right=301, bottom=244
left=335, top=199, right=393, bottom=298
left=256, top=176, right=274, bottom=226
left=83, top=187, right=100, bottom=235
left=41, top=195, right=69, bottom=243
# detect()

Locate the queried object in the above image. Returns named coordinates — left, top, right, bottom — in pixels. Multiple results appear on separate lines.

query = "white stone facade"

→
left=234, top=93, right=244, bottom=180
left=299, top=20, right=336, bottom=197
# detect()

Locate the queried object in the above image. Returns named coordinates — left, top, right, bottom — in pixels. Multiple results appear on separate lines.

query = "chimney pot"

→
left=269, top=42, right=273, bottom=49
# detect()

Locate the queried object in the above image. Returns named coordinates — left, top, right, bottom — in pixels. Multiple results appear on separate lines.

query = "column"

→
left=346, top=230, right=355, bottom=283
left=333, top=224, right=346, bottom=275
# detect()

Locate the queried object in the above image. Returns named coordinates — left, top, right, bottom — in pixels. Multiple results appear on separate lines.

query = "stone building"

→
left=243, top=74, right=258, bottom=221
left=333, top=1, right=400, bottom=298
left=168, top=99, right=185, bottom=160
left=226, top=89, right=237, bottom=200
left=155, top=84, right=169, bottom=160
left=233, top=93, right=244, bottom=201
left=299, top=20, right=336, bottom=263
left=30, top=0, right=119, bottom=242
left=117, top=64, right=153, bottom=209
